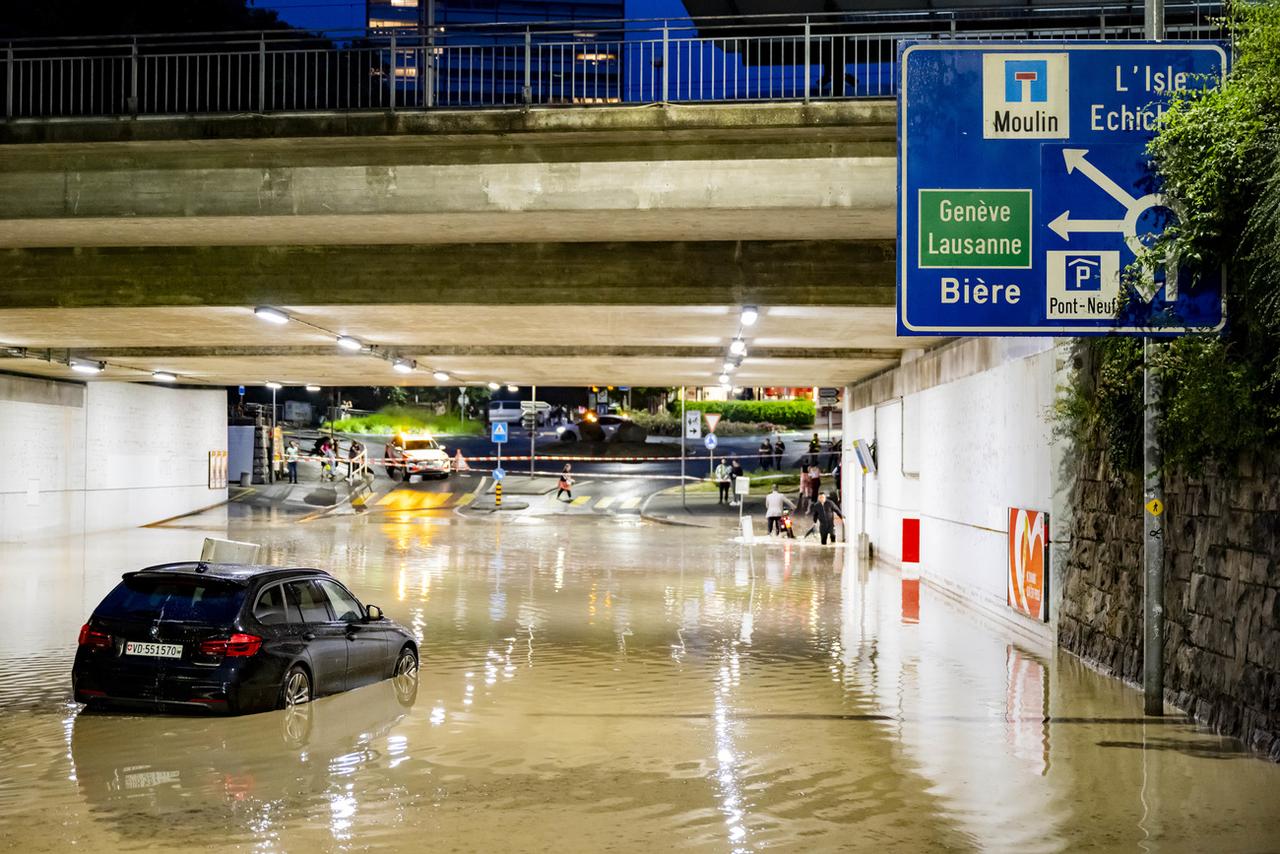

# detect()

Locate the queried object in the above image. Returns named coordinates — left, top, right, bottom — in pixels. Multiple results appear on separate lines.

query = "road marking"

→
left=455, top=492, right=475, bottom=506
left=595, top=495, right=617, bottom=509
left=571, top=495, right=592, bottom=507
left=619, top=496, right=642, bottom=510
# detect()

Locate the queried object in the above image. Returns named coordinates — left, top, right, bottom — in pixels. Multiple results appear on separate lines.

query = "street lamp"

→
left=254, top=306, right=290, bottom=325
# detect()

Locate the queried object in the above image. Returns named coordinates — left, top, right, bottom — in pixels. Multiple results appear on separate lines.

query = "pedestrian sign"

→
left=704, top=433, right=718, bottom=451
left=898, top=42, right=1228, bottom=336
left=490, top=422, right=508, bottom=443
left=685, top=410, right=702, bottom=440
left=493, top=466, right=506, bottom=482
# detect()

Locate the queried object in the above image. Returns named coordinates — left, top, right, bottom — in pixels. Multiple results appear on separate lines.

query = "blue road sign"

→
left=898, top=42, right=1227, bottom=336
left=704, top=433, right=718, bottom=451
left=492, top=466, right=506, bottom=482
left=238, top=385, right=245, bottom=396
left=490, top=422, right=508, bottom=443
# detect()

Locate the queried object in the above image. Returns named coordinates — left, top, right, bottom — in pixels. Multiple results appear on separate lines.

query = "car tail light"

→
left=78, top=623, right=111, bottom=649
left=199, top=633, right=263, bottom=658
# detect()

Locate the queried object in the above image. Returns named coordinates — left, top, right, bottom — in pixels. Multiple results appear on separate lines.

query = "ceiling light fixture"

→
left=741, top=305, right=759, bottom=326
left=306, top=384, right=322, bottom=392
left=718, top=373, right=730, bottom=385
left=729, top=338, right=747, bottom=357
left=253, top=306, right=290, bottom=325
left=393, top=359, right=415, bottom=374
left=487, top=381, right=500, bottom=391
left=152, top=371, right=177, bottom=383
left=336, top=335, right=362, bottom=351
left=506, top=384, right=518, bottom=392
left=722, top=361, right=734, bottom=373
left=265, top=381, right=283, bottom=390
left=433, top=371, right=450, bottom=382
left=70, top=360, right=104, bottom=375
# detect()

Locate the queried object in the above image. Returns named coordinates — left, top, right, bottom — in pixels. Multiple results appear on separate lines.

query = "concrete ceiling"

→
left=0, top=304, right=936, bottom=387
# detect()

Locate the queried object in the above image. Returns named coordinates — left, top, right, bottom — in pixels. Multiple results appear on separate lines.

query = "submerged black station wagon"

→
left=73, top=562, right=418, bottom=714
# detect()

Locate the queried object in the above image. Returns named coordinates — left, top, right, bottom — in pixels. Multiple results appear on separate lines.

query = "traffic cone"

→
left=453, top=450, right=471, bottom=472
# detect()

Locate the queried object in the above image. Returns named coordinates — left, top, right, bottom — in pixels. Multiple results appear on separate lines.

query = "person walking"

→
left=557, top=464, right=574, bottom=501
left=811, top=492, right=845, bottom=545
left=758, top=437, right=772, bottom=471
left=764, top=484, right=795, bottom=536
left=714, top=459, right=732, bottom=505
left=347, top=438, right=364, bottom=480
left=729, top=457, right=745, bottom=507
left=808, top=464, right=822, bottom=506
left=797, top=467, right=811, bottom=516
left=285, top=440, right=300, bottom=484
left=773, top=436, right=785, bottom=470
left=808, top=432, right=822, bottom=468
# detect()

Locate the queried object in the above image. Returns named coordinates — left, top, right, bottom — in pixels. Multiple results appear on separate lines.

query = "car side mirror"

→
left=365, top=604, right=384, bottom=621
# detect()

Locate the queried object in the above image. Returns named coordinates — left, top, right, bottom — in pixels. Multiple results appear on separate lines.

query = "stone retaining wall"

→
left=1058, top=445, right=1280, bottom=760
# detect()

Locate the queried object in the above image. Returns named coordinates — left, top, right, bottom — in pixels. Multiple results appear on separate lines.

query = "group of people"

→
left=764, top=484, right=844, bottom=545
left=756, top=434, right=787, bottom=470
left=282, top=436, right=365, bottom=484
left=712, top=457, right=747, bottom=506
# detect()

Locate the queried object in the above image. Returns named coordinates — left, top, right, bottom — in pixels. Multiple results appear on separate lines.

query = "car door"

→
left=284, top=580, right=349, bottom=695
left=316, top=579, right=388, bottom=688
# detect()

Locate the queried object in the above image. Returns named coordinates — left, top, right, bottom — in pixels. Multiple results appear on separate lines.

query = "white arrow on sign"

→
left=1063, top=148, right=1137, bottom=208
left=1047, top=211, right=1126, bottom=240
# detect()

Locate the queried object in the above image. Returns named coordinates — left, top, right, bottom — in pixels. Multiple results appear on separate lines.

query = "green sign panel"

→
left=918, top=189, right=1032, bottom=269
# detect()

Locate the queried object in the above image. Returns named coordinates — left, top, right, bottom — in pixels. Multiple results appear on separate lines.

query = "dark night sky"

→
left=248, top=0, right=690, bottom=33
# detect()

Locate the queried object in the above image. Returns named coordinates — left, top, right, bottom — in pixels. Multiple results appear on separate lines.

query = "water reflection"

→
left=69, top=675, right=418, bottom=843
left=0, top=512, right=1278, bottom=852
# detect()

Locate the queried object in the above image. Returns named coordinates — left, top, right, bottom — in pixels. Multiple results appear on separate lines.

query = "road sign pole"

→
left=680, top=387, right=686, bottom=509
left=530, top=384, right=537, bottom=479
left=1143, top=337, right=1164, bottom=715
left=1142, top=0, right=1165, bottom=719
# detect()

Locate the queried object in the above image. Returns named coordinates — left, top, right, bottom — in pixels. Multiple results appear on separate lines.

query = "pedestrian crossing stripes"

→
left=374, top=488, right=647, bottom=514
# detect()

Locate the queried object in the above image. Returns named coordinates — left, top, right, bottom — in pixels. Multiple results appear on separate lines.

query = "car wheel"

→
left=392, top=646, right=419, bottom=706
left=386, top=465, right=400, bottom=482
left=279, top=665, right=312, bottom=709
left=560, top=432, right=578, bottom=443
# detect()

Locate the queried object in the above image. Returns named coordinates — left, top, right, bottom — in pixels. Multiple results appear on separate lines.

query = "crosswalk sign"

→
left=491, top=422, right=508, bottom=443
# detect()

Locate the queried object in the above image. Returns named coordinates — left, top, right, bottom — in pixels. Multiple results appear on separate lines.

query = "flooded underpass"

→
left=1, top=505, right=1278, bottom=853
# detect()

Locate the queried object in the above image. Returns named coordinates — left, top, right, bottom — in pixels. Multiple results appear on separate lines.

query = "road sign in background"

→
left=685, top=410, right=702, bottom=440
left=705, top=413, right=722, bottom=433
left=490, top=422, right=508, bottom=443
left=898, top=42, right=1227, bottom=336
left=704, top=433, right=718, bottom=451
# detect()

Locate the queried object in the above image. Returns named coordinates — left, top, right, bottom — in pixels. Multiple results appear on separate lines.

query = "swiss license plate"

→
left=124, top=641, right=183, bottom=659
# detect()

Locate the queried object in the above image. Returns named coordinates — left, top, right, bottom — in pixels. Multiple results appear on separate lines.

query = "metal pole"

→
left=1144, top=0, right=1165, bottom=40
left=680, top=385, right=686, bottom=508
left=130, top=40, right=139, bottom=116
left=389, top=33, right=397, bottom=113
left=270, top=386, right=277, bottom=484
left=661, top=22, right=669, bottom=104
left=529, top=384, right=537, bottom=478
left=1143, top=340, right=1165, bottom=715
left=425, top=0, right=435, bottom=108
left=523, top=29, right=532, bottom=104
left=6, top=44, right=13, bottom=120
left=1142, top=0, right=1165, bottom=719
left=802, top=17, right=810, bottom=104
left=257, top=35, right=265, bottom=113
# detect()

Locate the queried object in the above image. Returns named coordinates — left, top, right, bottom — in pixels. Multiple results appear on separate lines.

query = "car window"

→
left=253, top=584, right=290, bottom=625
left=95, top=576, right=246, bottom=624
left=403, top=439, right=439, bottom=451
left=286, top=580, right=332, bottom=623
left=317, top=580, right=365, bottom=622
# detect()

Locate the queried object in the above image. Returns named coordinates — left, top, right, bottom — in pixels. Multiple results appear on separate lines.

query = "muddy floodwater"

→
left=1, top=505, right=1278, bottom=853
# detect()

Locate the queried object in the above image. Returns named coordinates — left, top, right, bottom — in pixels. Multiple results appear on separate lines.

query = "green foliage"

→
left=1059, top=2, right=1280, bottom=473
left=628, top=410, right=783, bottom=436
left=664, top=399, right=815, bottom=428
left=322, top=406, right=483, bottom=437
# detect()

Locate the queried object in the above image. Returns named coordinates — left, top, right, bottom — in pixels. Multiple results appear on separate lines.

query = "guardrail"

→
left=2, top=6, right=1225, bottom=120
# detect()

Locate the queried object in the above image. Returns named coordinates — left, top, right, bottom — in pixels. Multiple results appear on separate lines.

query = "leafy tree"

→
left=1061, top=1, right=1280, bottom=473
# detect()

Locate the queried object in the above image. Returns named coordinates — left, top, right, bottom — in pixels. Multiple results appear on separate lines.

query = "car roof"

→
left=127, top=562, right=329, bottom=585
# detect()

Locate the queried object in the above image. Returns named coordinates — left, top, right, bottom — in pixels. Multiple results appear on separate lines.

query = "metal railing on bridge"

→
left=2, top=5, right=1225, bottom=120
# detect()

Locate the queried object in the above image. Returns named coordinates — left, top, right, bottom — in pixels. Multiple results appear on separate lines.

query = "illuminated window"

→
left=576, top=52, right=616, bottom=62
left=395, top=66, right=418, bottom=77
left=389, top=0, right=418, bottom=6
left=369, top=18, right=414, bottom=28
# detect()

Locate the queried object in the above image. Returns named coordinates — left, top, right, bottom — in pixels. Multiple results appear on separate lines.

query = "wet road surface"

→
left=1, top=504, right=1278, bottom=852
